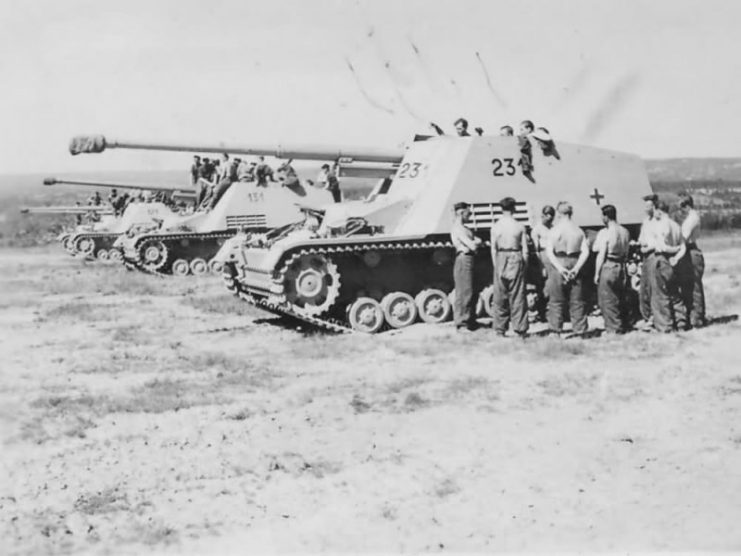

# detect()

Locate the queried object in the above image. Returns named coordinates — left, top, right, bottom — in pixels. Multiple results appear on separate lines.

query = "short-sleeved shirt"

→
left=594, top=224, right=630, bottom=259
left=681, top=209, right=701, bottom=244
left=490, top=216, right=526, bottom=252
left=548, top=219, right=587, bottom=255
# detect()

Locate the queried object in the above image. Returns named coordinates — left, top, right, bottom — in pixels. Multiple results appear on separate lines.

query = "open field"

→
left=1, top=236, right=741, bottom=554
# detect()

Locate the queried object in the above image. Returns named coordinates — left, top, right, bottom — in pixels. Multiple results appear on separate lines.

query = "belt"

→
left=495, top=248, right=520, bottom=252
left=643, top=249, right=656, bottom=256
left=606, top=255, right=626, bottom=263
left=456, top=251, right=474, bottom=256
left=554, top=251, right=580, bottom=257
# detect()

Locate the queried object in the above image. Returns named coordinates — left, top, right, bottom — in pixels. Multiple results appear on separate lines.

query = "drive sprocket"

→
left=279, top=251, right=341, bottom=316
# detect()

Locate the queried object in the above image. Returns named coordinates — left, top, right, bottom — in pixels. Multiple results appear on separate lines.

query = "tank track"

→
left=227, top=238, right=476, bottom=333
left=127, top=231, right=233, bottom=274
left=222, top=263, right=350, bottom=333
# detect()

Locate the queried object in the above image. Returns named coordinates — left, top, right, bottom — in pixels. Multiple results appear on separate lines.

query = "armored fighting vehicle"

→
left=69, top=135, right=399, bottom=275
left=214, top=134, right=653, bottom=332
left=21, top=204, right=113, bottom=255
left=43, top=177, right=194, bottom=260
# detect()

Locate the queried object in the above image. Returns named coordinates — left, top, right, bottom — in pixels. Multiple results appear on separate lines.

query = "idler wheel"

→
left=172, top=259, right=190, bottom=276
left=347, top=297, right=385, bottom=333
left=415, top=289, right=452, bottom=324
left=209, top=259, right=224, bottom=275
left=190, top=258, right=208, bottom=276
left=282, top=252, right=340, bottom=316
left=381, top=292, right=418, bottom=329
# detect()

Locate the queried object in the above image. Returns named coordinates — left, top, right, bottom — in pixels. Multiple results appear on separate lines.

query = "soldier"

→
left=593, top=204, right=631, bottom=333
left=518, top=120, right=535, bottom=180
left=317, top=163, right=341, bottom=202
left=545, top=201, right=590, bottom=335
left=190, top=155, right=201, bottom=187
left=196, top=157, right=215, bottom=208
left=88, top=191, right=102, bottom=206
left=490, top=197, right=529, bottom=337
left=530, top=205, right=555, bottom=320
left=430, top=117, right=472, bottom=137
left=451, top=201, right=482, bottom=331
left=651, top=201, right=687, bottom=332
left=499, top=125, right=514, bottom=136
left=637, top=193, right=658, bottom=327
left=237, top=158, right=256, bottom=182
left=207, top=153, right=238, bottom=210
left=677, top=194, right=706, bottom=328
left=256, top=156, right=277, bottom=187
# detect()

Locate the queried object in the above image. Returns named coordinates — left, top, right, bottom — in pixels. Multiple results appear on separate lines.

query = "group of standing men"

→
left=451, top=193, right=706, bottom=336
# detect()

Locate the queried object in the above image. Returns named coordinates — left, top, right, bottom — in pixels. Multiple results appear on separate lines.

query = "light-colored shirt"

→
left=530, top=222, right=552, bottom=252
left=451, top=219, right=479, bottom=254
left=681, top=209, right=701, bottom=244
left=548, top=219, right=587, bottom=254
left=594, top=223, right=630, bottom=259
left=490, top=215, right=528, bottom=258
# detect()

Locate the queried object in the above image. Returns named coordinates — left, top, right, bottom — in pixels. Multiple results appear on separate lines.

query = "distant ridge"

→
left=646, top=158, right=741, bottom=182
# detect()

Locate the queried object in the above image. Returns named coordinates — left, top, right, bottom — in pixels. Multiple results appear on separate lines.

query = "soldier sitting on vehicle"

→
left=256, top=156, right=277, bottom=187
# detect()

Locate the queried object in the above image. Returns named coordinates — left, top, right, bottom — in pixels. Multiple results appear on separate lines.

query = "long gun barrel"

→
left=20, top=206, right=114, bottom=215
left=44, top=177, right=195, bottom=197
left=69, top=135, right=405, bottom=164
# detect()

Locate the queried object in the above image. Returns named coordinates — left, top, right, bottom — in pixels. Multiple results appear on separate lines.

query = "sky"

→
left=1, top=0, right=740, bottom=174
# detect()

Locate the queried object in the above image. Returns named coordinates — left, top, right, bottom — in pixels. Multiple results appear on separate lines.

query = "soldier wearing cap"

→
left=677, top=194, right=706, bottom=328
left=637, top=193, right=659, bottom=325
left=593, top=204, right=631, bottom=333
left=490, top=197, right=529, bottom=337
left=530, top=205, right=555, bottom=320
left=650, top=201, right=687, bottom=332
left=451, top=201, right=482, bottom=331
left=545, top=201, right=590, bottom=335
left=499, top=125, right=514, bottom=137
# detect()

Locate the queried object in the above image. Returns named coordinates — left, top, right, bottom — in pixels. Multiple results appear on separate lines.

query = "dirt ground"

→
left=1, top=240, right=741, bottom=554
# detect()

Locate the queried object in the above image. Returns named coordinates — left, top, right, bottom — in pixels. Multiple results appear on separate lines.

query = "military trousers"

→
left=492, top=252, right=528, bottom=335
left=678, top=247, right=706, bottom=327
left=651, top=255, right=687, bottom=332
left=597, top=260, right=626, bottom=333
left=208, top=179, right=234, bottom=209
left=639, top=253, right=655, bottom=322
left=547, top=255, right=588, bottom=334
left=453, top=253, right=476, bottom=328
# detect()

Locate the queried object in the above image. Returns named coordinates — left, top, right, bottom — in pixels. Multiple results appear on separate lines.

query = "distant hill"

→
left=646, top=158, right=741, bottom=182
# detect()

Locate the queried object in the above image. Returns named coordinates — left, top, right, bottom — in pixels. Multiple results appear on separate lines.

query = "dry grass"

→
left=2, top=244, right=741, bottom=554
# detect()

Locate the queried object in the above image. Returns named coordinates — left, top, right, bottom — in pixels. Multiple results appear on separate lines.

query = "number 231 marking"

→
left=491, top=158, right=516, bottom=177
